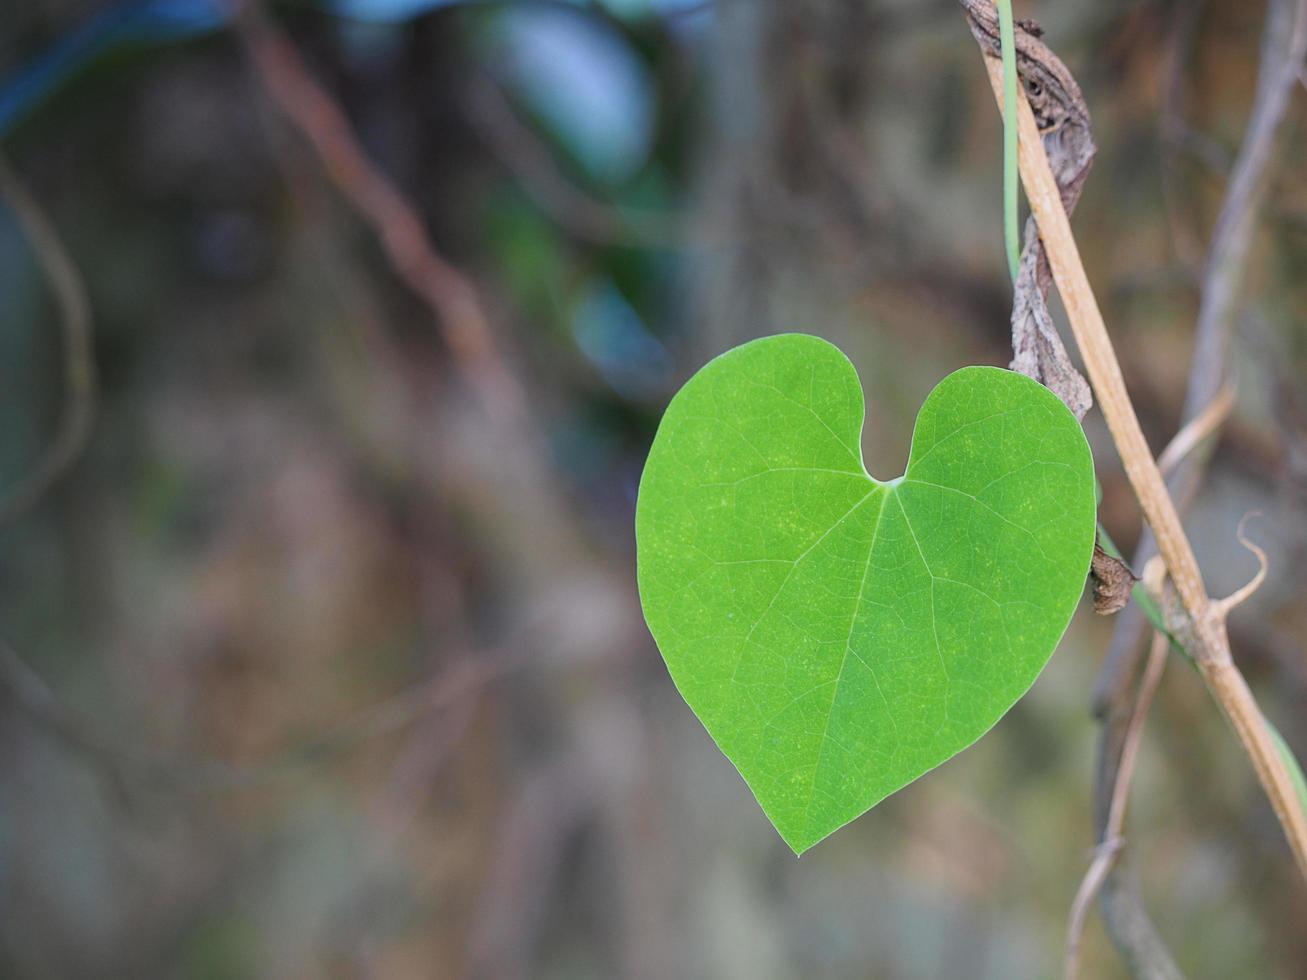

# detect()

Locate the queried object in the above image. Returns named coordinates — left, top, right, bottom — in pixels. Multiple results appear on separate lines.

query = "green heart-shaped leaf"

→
left=636, top=334, right=1095, bottom=853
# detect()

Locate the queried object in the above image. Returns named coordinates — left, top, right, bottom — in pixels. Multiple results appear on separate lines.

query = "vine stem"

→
left=980, top=54, right=1307, bottom=882
left=996, top=0, right=1020, bottom=280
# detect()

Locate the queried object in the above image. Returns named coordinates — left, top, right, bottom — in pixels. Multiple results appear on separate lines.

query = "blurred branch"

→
left=1187, top=0, right=1307, bottom=428
left=0, top=150, right=96, bottom=527
left=0, top=635, right=136, bottom=805
left=1153, top=380, right=1235, bottom=478
left=465, top=755, right=596, bottom=979
left=463, top=76, right=687, bottom=248
left=232, top=2, right=523, bottom=413
left=1158, top=0, right=1209, bottom=273
left=184, top=654, right=509, bottom=793
left=1097, top=866, right=1187, bottom=980
left=1066, top=625, right=1172, bottom=980
left=0, top=629, right=509, bottom=801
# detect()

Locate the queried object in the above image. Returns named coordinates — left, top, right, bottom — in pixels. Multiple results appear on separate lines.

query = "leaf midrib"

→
left=797, top=478, right=956, bottom=841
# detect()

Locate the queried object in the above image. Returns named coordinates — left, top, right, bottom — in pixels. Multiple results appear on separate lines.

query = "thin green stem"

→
left=997, top=0, right=1020, bottom=280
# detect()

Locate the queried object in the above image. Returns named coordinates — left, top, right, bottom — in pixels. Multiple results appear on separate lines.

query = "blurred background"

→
left=1, top=0, right=1306, bottom=977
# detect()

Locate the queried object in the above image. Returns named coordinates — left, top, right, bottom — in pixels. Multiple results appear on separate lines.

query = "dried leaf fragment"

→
left=960, top=0, right=1096, bottom=420
left=1090, top=541, right=1139, bottom=615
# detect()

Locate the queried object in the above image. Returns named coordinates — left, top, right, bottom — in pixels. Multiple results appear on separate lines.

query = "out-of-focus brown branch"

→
left=1165, top=0, right=1212, bottom=277
left=186, top=654, right=508, bottom=793
left=0, top=151, right=96, bottom=527
left=232, top=4, right=522, bottom=413
left=0, top=628, right=510, bottom=799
